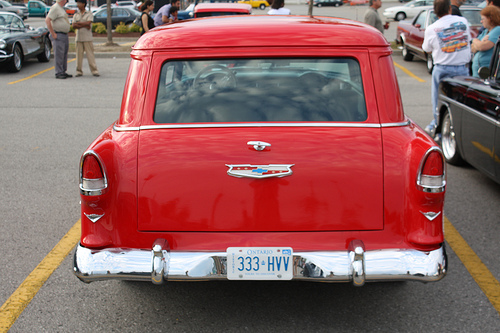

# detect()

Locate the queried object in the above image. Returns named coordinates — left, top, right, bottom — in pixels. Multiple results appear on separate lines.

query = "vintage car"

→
left=435, top=42, right=500, bottom=184
left=73, top=16, right=447, bottom=286
left=27, top=0, right=50, bottom=17
left=238, top=0, right=269, bottom=10
left=397, top=6, right=481, bottom=73
left=383, top=0, right=434, bottom=21
left=0, top=12, right=51, bottom=72
left=194, top=3, right=251, bottom=17
left=306, top=0, right=344, bottom=7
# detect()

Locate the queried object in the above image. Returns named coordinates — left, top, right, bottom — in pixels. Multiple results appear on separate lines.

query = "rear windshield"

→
left=154, top=58, right=367, bottom=123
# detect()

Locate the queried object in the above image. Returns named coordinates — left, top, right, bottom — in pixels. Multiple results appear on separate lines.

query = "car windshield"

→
left=154, top=58, right=367, bottom=123
left=0, top=13, right=23, bottom=28
left=0, top=0, right=11, bottom=7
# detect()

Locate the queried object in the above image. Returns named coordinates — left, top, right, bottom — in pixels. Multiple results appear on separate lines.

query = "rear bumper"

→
left=73, top=240, right=447, bottom=286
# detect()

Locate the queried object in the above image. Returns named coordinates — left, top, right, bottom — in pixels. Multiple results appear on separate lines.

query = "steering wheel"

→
left=193, top=64, right=236, bottom=90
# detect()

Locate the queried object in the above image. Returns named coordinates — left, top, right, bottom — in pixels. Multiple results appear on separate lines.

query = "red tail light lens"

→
left=80, top=152, right=107, bottom=196
left=417, top=148, right=446, bottom=193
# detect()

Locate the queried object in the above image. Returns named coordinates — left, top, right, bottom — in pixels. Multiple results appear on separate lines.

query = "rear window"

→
left=154, top=58, right=367, bottom=123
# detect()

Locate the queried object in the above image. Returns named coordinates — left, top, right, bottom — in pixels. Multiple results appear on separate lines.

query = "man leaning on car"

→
left=45, top=0, right=72, bottom=79
left=422, top=0, right=471, bottom=138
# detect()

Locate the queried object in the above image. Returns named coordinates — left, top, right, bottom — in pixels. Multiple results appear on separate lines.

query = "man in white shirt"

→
left=268, top=0, right=290, bottom=15
left=422, top=0, right=471, bottom=137
left=45, top=0, right=71, bottom=79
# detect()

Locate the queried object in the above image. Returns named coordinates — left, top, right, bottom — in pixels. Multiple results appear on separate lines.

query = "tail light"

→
left=80, top=151, right=108, bottom=196
left=417, top=147, right=446, bottom=193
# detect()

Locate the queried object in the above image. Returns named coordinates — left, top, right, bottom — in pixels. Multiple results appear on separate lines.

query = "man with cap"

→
left=45, top=0, right=72, bottom=79
left=72, top=0, right=99, bottom=77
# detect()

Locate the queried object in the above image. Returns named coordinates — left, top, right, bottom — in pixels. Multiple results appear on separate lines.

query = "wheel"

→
left=441, top=109, right=464, bottom=165
left=7, top=44, right=23, bottom=72
left=259, top=3, right=266, bottom=9
left=317, top=3, right=322, bottom=7
left=402, top=43, right=413, bottom=61
left=395, top=12, right=406, bottom=21
left=334, top=2, right=340, bottom=6
left=37, top=37, right=51, bottom=63
left=426, top=54, right=434, bottom=74
left=193, top=64, right=237, bottom=90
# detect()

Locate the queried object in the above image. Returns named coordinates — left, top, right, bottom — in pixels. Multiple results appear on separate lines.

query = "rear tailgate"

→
left=137, top=126, right=384, bottom=232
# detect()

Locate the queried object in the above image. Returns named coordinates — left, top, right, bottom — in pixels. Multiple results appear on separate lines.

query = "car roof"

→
left=134, top=16, right=389, bottom=50
left=194, top=3, right=252, bottom=13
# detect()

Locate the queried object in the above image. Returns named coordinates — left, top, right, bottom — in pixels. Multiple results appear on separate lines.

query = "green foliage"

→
left=69, top=25, right=75, bottom=33
left=115, top=22, right=129, bottom=34
left=94, top=22, right=107, bottom=34
left=129, top=23, right=142, bottom=33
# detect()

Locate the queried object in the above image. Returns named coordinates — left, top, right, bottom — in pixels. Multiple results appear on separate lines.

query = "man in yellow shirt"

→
left=72, top=0, right=99, bottom=77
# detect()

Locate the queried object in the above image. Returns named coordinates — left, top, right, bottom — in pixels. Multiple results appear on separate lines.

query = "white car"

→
left=115, top=0, right=139, bottom=10
left=383, top=0, right=434, bottom=21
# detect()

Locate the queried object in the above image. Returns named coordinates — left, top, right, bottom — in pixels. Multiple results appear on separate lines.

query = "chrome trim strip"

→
left=73, top=242, right=447, bottom=284
left=440, top=95, right=500, bottom=127
left=113, top=121, right=410, bottom=131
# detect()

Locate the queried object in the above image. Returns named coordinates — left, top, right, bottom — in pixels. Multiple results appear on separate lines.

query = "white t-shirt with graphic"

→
left=422, top=14, right=471, bottom=66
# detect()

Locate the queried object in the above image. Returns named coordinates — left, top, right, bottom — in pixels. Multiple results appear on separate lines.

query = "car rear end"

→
left=74, top=16, right=446, bottom=286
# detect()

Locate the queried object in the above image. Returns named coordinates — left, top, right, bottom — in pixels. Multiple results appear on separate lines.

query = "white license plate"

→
left=226, top=247, right=293, bottom=280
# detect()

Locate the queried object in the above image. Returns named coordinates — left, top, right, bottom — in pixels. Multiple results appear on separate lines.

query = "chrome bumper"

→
left=73, top=239, right=447, bottom=286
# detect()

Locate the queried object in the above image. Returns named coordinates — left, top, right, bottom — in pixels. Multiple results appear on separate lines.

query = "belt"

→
left=55, top=31, right=68, bottom=34
left=435, top=64, right=467, bottom=67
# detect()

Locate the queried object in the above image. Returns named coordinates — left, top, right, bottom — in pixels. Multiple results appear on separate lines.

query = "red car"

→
left=74, top=16, right=447, bottom=286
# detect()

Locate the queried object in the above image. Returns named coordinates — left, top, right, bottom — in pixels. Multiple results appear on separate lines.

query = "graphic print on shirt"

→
left=436, top=22, right=469, bottom=53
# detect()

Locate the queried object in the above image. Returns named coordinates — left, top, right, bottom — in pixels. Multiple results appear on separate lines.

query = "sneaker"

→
left=424, top=125, right=435, bottom=137
left=55, top=74, right=67, bottom=79
left=93, top=73, right=100, bottom=77
left=63, top=73, right=73, bottom=78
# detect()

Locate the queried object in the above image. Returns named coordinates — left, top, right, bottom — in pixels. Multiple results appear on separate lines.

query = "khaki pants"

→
left=76, top=41, right=99, bottom=75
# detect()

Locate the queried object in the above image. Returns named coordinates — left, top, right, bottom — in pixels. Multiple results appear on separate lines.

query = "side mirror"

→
left=478, top=66, right=490, bottom=79
left=415, top=24, right=421, bottom=28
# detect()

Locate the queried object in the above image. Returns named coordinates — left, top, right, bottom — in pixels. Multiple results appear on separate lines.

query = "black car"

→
left=0, top=12, right=51, bottom=72
left=436, top=41, right=500, bottom=184
left=308, top=0, right=343, bottom=7
left=93, top=7, right=141, bottom=28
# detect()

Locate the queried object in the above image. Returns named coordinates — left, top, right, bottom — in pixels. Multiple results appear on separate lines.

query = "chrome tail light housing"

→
left=417, top=147, right=446, bottom=193
left=80, top=151, right=108, bottom=196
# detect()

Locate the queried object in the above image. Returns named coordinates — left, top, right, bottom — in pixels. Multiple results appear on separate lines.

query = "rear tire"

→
left=441, top=109, right=464, bottom=165
left=7, top=44, right=23, bottom=72
left=37, top=37, right=51, bottom=63
left=259, top=3, right=266, bottom=9
left=395, top=12, right=406, bottom=21
left=402, top=43, right=413, bottom=61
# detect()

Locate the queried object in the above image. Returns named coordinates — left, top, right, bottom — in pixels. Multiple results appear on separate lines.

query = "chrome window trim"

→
left=113, top=120, right=410, bottom=131
left=440, top=95, right=500, bottom=127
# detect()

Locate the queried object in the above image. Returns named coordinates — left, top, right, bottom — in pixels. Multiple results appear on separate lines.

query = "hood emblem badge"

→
left=420, top=211, right=441, bottom=221
left=226, top=164, right=294, bottom=179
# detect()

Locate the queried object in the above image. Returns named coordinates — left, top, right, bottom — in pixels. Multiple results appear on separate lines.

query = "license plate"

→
left=226, top=247, right=293, bottom=280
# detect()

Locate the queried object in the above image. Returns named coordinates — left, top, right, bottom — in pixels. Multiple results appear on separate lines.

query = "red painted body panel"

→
left=80, top=16, right=444, bottom=256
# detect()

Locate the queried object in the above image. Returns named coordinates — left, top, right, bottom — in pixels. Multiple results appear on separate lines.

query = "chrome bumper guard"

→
left=73, top=239, right=447, bottom=286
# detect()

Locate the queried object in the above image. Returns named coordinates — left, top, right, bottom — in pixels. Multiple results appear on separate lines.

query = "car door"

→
left=28, top=1, right=42, bottom=17
left=462, top=80, right=498, bottom=178
left=9, top=15, right=41, bottom=56
left=406, top=10, right=427, bottom=57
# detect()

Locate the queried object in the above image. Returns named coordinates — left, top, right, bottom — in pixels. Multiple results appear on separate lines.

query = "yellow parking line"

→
left=0, top=220, right=81, bottom=333
left=444, top=217, right=500, bottom=315
left=8, top=59, right=76, bottom=85
left=393, top=61, right=426, bottom=83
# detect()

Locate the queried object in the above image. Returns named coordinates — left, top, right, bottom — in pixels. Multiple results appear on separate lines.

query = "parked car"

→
left=194, top=3, right=251, bottom=17
left=238, top=0, right=269, bottom=10
left=0, top=0, right=28, bottom=20
left=435, top=41, right=500, bottom=184
left=0, top=12, right=51, bottom=72
left=73, top=16, right=447, bottom=286
left=178, top=0, right=240, bottom=20
left=27, top=0, right=50, bottom=17
left=396, top=6, right=480, bottom=73
left=115, top=0, right=139, bottom=10
left=383, top=0, right=434, bottom=21
left=92, top=7, right=141, bottom=28
left=306, top=0, right=344, bottom=7
left=64, top=2, right=78, bottom=16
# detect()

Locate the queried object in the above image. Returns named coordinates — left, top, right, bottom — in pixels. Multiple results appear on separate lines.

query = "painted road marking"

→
left=1, top=217, right=499, bottom=331
left=393, top=61, right=426, bottom=83
left=0, top=221, right=81, bottom=333
left=8, top=59, right=76, bottom=85
left=444, top=217, right=500, bottom=315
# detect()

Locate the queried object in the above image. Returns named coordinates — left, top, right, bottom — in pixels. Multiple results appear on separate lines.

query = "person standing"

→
left=422, top=0, right=471, bottom=137
left=45, top=0, right=71, bottom=79
left=471, top=6, right=500, bottom=77
left=364, top=0, right=389, bottom=34
left=268, top=0, right=291, bottom=15
left=140, top=0, right=155, bottom=35
left=451, top=0, right=464, bottom=16
left=154, top=0, right=180, bottom=27
left=72, top=0, right=99, bottom=77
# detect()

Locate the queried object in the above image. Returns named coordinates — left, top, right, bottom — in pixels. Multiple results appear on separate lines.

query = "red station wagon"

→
left=73, top=16, right=447, bottom=286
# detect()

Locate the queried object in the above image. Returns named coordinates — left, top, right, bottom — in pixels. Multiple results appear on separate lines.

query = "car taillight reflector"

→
left=417, top=148, right=446, bottom=193
left=80, top=152, right=107, bottom=196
